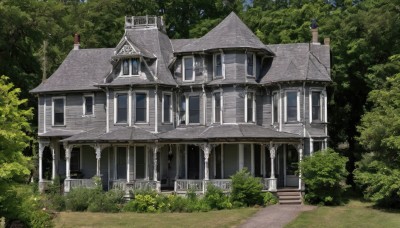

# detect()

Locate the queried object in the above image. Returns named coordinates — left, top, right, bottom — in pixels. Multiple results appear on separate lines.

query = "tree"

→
left=0, top=75, right=36, bottom=223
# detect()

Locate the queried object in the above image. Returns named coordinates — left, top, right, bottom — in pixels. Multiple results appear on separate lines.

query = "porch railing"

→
left=174, top=179, right=204, bottom=193
left=64, top=179, right=95, bottom=193
left=110, top=179, right=160, bottom=193
left=262, top=178, right=270, bottom=190
left=209, top=179, right=232, bottom=192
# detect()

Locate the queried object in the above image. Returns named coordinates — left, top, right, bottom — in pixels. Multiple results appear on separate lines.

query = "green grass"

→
left=287, top=200, right=400, bottom=228
left=54, top=208, right=258, bottom=228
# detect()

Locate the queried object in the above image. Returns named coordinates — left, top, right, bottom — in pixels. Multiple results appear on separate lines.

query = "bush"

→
left=354, top=154, right=400, bottom=208
left=65, top=187, right=93, bottom=211
left=299, top=148, right=348, bottom=205
left=88, top=189, right=125, bottom=212
left=204, top=184, right=231, bottom=210
left=263, top=192, right=278, bottom=206
left=230, top=168, right=264, bottom=206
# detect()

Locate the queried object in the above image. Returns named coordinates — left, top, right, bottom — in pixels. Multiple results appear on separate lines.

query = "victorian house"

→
left=31, top=12, right=331, bottom=198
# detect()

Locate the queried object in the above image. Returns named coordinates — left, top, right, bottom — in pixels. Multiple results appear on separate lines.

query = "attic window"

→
left=214, top=53, right=223, bottom=78
left=246, top=53, right=255, bottom=77
left=121, top=58, right=140, bottom=76
left=183, top=56, right=194, bottom=81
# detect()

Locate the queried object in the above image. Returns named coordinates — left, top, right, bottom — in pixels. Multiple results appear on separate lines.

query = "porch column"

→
left=152, top=145, right=159, bottom=181
left=175, top=145, right=180, bottom=180
left=38, top=142, right=44, bottom=183
left=95, top=145, right=102, bottom=177
left=268, top=142, right=277, bottom=192
left=297, top=143, right=304, bottom=191
left=203, top=144, right=210, bottom=181
left=64, top=144, right=72, bottom=180
left=50, top=143, right=56, bottom=181
left=239, top=144, right=244, bottom=170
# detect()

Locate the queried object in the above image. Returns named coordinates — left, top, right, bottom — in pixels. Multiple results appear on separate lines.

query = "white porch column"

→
left=50, top=143, right=56, bottom=181
left=297, top=143, right=304, bottom=191
left=38, top=142, right=44, bottom=183
left=239, top=144, right=244, bottom=170
left=95, top=145, right=102, bottom=177
left=203, top=144, right=210, bottom=181
left=175, top=145, right=180, bottom=179
left=153, top=145, right=159, bottom=181
left=64, top=144, right=72, bottom=180
left=268, top=142, right=277, bottom=192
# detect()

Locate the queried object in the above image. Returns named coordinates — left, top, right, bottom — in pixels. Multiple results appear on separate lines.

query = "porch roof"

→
left=39, top=129, right=85, bottom=137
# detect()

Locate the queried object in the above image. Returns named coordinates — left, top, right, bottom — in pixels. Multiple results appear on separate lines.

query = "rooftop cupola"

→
left=125, top=15, right=166, bottom=33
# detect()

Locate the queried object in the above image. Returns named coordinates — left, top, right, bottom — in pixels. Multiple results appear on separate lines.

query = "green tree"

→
left=299, top=148, right=348, bottom=205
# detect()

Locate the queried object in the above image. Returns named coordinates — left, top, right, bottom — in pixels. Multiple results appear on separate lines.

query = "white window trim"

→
left=310, top=138, right=326, bottom=155
left=82, top=94, right=95, bottom=117
left=133, top=90, right=149, bottom=124
left=309, top=89, right=324, bottom=123
left=245, top=52, right=256, bottom=77
left=114, top=91, right=129, bottom=125
left=119, top=57, right=141, bottom=77
left=162, top=92, right=173, bottom=124
left=187, top=94, right=201, bottom=124
left=244, top=91, right=256, bottom=123
left=52, top=96, right=66, bottom=126
left=212, top=90, right=223, bottom=124
left=178, top=94, right=186, bottom=126
left=271, top=91, right=279, bottom=124
left=182, top=56, right=195, bottom=82
left=213, top=52, right=225, bottom=79
left=284, top=90, right=300, bottom=122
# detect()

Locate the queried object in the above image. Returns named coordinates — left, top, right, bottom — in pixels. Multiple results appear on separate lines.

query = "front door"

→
left=285, top=145, right=299, bottom=187
left=187, top=145, right=200, bottom=179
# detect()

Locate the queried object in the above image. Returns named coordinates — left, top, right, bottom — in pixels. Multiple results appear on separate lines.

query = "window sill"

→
left=52, top=125, right=66, bottom=127
left=162, top=122, right=173, bottom=125
left=119, top=74, right=140, bottom=77
left=134, top=122, right=149, bottom=125
left=246, top=75, right=255, bottom=78
left=114, top=123, right=128, bottom=126
left=284, top=122, right=302, bottom=125
left=82, top=115, right=95, bottom=118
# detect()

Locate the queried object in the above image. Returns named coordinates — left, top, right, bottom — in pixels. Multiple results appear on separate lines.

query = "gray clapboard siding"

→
left=222, top=87, right=237, bottom=123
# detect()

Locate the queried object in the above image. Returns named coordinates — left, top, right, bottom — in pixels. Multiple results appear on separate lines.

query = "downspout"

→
left=155, top=84, right=158, bottom=133
left=43, top=95, right=46, bottom=134
left=202, top=84, right=206, bottom=125
left=106, top=87, right=109, bottom=133
left=303, top=81, right=306, bottom=137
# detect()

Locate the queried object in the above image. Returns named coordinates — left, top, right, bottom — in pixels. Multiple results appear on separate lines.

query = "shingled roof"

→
left=31, top=48, right=114, bottom=93
left=176, top=12, right=274, bottom=55
left=260, top=43, right=331, bottom=83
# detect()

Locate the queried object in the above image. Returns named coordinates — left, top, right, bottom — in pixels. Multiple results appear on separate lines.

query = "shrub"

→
left=65, top=187, right=93, bottom=211
left=354, top=154, right=400, bottom=208
left=88, top=189, right=125, bottom=212
left=263, top=192, right=278, bottom=206
left=230, top=168, right=264, bottom=206
left=123, top=191, right=158, bottom=213
left=299, top=148, right=348, bottom=205
left=204, top=184, right=230, bottom=210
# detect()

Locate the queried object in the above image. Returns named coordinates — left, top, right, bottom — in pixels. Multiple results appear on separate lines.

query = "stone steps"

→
left=277, top=190, right=302, bottom=205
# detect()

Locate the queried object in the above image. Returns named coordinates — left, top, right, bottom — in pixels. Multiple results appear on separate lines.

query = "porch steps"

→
left=277, top=189, right=302, bottom=205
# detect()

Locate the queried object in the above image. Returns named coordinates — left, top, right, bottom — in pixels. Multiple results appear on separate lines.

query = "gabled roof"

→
left=260, top=43, right=331, bottom=83
left=31, top=48, right=114, bottom=93
left=113, top=36, right=156, bottom=59
left=176, top=12, right=274, bottom=55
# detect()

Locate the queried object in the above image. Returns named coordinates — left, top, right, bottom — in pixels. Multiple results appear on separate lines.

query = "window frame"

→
left=212, top=91, right=222, bottom=123
left=82, top=94, right=95, bottom=117
left=188, top=95, right=200, bottom=124
left=52, top=96, right=66, bottom=126
left=134, top=91, right=149, bottom=124
left=244, top=91, right=256, bottom=123
left=114, top=91, right=129, bottom=124
left=162, top=92, right=173, bottom=124
left=179, top=95, right=187, bottom=125
left=213, top=53, right=224, bottom=79
left=309, top=89, right=325, bottom=123
left=271, top=92, right=279, bottom=124
left=182, top=56, right=195, bottom=82
left=120, top=57, right=141, bottom=77
left=284, top=90, right=300, bottom=123
left=246, top=52, right=256, bottom=77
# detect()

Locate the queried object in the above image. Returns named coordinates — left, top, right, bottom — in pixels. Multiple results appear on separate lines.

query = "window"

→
left=116, top=93, right=128, bottom=123
left=214, top=53, right=223, bottom=78
left=246, top=53, right=255, bottom=77
left=83, top=95, right=94, bottom=116
left=183, top=57, right=194, bottom=81
left=213, top=92, right=221, bottom=123
left=286, top=91, right=298, bottom=122
left=311, top=91, right=321, bottom=121
left=272, top=92, right=279, bottom=123
left=245, top=92, right=255, bottom=122
left=135, top=92, right=147, bottom=122
left=179, top=95, right=186, bottom=125
left=163, top=93, right=172, bottom=123
left=52, top=97, right=65, bottom=126
left=121, top=58, right=140, bottom=76
left=189, top=96, right=200, bottom=123
left=116, top=147, right=127, bottom=179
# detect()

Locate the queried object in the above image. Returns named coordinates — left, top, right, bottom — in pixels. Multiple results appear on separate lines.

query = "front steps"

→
left=277, top=189, right=302, bottom=205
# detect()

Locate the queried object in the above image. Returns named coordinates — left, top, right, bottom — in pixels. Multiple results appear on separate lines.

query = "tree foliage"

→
left=299, top=148, right=348, bottom=205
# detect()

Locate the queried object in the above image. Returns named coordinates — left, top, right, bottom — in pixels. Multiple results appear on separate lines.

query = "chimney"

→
left=73, top=33, right=80, bottom=50
left=310, top=19, right=320, bottom=45
left=324, top=37, right=330, bottom=46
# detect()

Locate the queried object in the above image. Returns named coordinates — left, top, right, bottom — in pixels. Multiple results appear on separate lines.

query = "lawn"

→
left=54, top=208, right=258, bottom=228
left=287, top=200, right=400, bottom=228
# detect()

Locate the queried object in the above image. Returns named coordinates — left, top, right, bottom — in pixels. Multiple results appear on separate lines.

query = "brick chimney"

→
left=310, top=19, right=319, bottom=44
left=324, top=37, right=330, bottom=46
left=73, top=33, right=80, bottom=50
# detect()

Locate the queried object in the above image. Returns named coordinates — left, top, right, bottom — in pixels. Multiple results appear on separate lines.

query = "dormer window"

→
left=183, top=56, right=194, bottom=81
left=214, top=53, right=223, bottom=78
left=246, top=53, right=255, bottom=77
left=121, top=58, right=140, bottom=76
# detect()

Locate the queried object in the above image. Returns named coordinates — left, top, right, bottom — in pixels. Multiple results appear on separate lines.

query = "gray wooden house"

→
left=31, top=12, right=331, bottom=198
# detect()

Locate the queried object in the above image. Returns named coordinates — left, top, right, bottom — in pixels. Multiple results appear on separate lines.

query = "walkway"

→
left=238, top=204, right=316, bottom=228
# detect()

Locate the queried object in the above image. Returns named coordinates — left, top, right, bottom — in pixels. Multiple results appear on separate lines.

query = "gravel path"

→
left=238, top=204, right=316, bottom=228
